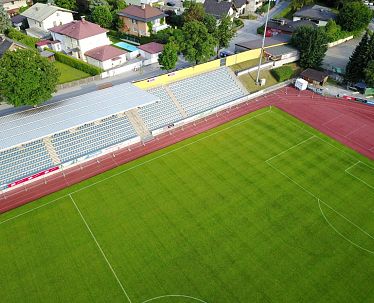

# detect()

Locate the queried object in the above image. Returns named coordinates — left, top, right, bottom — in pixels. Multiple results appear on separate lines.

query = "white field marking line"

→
left=69, top=194, right=133, bottom=303
left=265, top=135, right=315, bottom=163
left=318, top=199, right=374, bottom=254
left=0, top=108, right=271, bottom=225
left=266, top=161, right=374, bottom=252
left=345, top=161, right=374, bottom=190
left=269, top=109, right=374, bottom=170
left=321, top=113, right=345, bottom=126
left=141, top=294, right=208, bottom=303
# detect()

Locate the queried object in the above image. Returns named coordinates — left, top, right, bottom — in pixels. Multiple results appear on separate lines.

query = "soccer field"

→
left=1, top=107, right=373, bottom=303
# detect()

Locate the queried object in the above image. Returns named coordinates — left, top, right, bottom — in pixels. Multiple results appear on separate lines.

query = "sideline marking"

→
left=345, top=161, right=374, bottom=190
left=0, top=108, right=271, bottom=225
left=141, top=294, right=208, bottom=303
left=69, top=194, right=132, bottom=303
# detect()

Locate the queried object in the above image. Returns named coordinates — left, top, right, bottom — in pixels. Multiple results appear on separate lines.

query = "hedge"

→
left=271, top=66, right=294, bottom=82
left=257, top=25, right=265, bottom=35
left=108, top=30, right=154, bottom=45
left=47, top=49, right=103, bottom=76
left=6, top=28, right=39, bottom=48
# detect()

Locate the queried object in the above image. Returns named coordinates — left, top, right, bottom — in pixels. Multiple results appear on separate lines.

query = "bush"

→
left=257, top=24, right=265, bottom=35
left=107, top=30, right=154, bottom=45
left=6, top=28, right=39, bottom=48
left=233, top=18, right=244, bottom=29
left=324, top=20, right=352, bottom=43
left=47, top=49, right=103, bottom=75
left=271, top=66, right=294, bottom=82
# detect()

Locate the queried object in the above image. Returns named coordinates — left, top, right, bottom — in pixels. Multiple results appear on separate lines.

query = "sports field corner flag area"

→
left=0, top=107, right=373, bottom=303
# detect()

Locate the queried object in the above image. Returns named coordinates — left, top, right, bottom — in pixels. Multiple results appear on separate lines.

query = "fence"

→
left=327, top=36, right=353, bottom=48
left=56, top=75, right=101, bottom=90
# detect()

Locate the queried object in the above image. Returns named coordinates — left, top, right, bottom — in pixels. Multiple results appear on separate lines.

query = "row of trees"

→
left=158, top=3, right=235, bottom=70
left=345, top=32, right=374, bottom=86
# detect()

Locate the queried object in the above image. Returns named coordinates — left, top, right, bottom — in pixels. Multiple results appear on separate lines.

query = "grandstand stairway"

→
left=125, top=109, right=151, bottom=139
left=43, top=137, right=61, bottom=165
left=164, top=86, right=188, bottom=118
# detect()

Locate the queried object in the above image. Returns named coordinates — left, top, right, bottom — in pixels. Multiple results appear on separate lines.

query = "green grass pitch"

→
left=1, top=107, right=373, bottom=303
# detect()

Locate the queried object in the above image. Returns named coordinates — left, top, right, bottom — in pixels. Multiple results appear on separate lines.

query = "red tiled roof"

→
left=118, top=5, right=164, bottom=21
left=85, top=45, right=127, bottom=61
left=36, top=40, right=52, bottom=46
left=138, top=42, right=164, bottom=54
left=49, top=20, right=108, bottom=40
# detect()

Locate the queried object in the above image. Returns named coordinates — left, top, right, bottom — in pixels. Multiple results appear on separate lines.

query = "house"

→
left=300, top=68, right=328, bottom=86
left=3, top=0, right=32, bottom=17
left=11, top=14, right=27, bottom=30
left=35, top=39, right=62, bottom=52
left=49, top=19, right=110, bottom=61
left=117, top=4, right=168, bottom=37
left=0, top=35, right=28, bottom=58
left=267, top=18, right=317, bottom=36
left=293, top=5, right=337, bottom=26
left=234, top=34, right=291, bottom=52
left=204, top=0, right=235, bottom=20
left=85, top=45, right=127, bottom=70
left=21, top=3, right=74, bottom=38
left=138, top=42, right=164, bottom=65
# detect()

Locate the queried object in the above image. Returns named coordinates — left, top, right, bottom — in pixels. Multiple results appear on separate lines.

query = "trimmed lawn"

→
left=54, top=61, right=90, bottom=84
left=0, top=108, right=373, bottom=303
left=230, top=56, right=265, bottom=72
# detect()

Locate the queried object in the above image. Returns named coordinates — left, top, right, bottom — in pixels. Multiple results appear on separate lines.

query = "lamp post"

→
left=256, top=0, right=274, bottom=85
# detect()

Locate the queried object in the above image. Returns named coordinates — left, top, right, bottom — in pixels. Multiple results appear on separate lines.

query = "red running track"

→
left=1, top=87, right=373, bottom=213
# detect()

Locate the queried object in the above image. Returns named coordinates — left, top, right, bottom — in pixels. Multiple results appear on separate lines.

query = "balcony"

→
left=152, top=23, right=169, bottom=33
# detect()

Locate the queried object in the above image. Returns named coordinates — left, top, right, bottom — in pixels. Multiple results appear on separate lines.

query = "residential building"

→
left=293, top=5, right=337, bottom=26
left=138, top=42, right=164, bottom=65
left=0, top=35, right=28, bottom=58
left=123, top=0, right=161, bottom=5
left=300, top=68, right=329, bottom=86
left=21, top=3, right=74, bottom=38
left=267, top=18, right=317, bottom=36
left=49, top=20, right=110, bottom=61
left=117, top=4, right=168, bottom=37
left=85, top=45, right=127, bottom=70
left=204, top=0, right=235, bottom=20
left=35, top=39, right=62, bottom=52
left=2, top=0, right=31, bottom=16
left=11, top=14, right=27, bottom=30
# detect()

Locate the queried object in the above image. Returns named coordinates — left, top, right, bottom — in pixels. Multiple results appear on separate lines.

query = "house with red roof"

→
left=138, top=42, right=164, bottom=65
left=85, top=45, right=128, bottom=70
left=117, top=4, right=168, bottom=37
left=49, top=19, right=111, bottom=61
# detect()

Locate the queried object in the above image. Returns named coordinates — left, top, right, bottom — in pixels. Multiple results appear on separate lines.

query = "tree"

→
left=215, top=16, right=235, bottom=57
left=54, top=0, right=77, bottom=10
left=291, top=0, right=314, bottom=10
left=337, top=1, right=373, bottom=32
left=0, top=49, right=59, bottom=107
left=181, top=21, right=216, bottom=64
left=291, top=26, right=328, bottom=68
left=183, top=2, right=205, bottom=23
left=158, top=42, right=178, bottom=71
left=0, top=5, right=11, bottom=34
left=344, top=32, right=370, bottom=83
left=203, top=14, right=217, bottom=34
left=89, top=0, right=109, bottom=11
left=364, top=60, right=374, bottom=87
left=91, top=5, right=113, bottom=28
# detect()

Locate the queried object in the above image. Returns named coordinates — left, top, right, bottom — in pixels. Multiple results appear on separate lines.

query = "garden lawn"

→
left=54, top=61, right=90, bottom=84
left=0, top=108, right=373, bottom=303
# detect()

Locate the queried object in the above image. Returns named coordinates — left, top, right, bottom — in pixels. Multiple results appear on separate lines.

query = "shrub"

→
left=233, top=18, right=244, bottom=29
left=271, top=66, right=294, bottom=82
left=6, top=28, right=39, bottom=48
left=257, top=24, right=265, bottom=35
left=47, top=49, right=103, bottom=75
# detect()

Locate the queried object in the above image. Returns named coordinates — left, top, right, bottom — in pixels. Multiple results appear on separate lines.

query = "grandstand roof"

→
left=0, top=83, right=159, bottom=151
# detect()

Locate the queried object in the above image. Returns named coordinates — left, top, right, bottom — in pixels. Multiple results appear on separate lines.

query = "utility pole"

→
left=256, top=0, right=273, bottom=85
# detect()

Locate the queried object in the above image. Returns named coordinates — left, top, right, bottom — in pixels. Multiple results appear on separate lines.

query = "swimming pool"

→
left=115, top=42, right=139, bottom=52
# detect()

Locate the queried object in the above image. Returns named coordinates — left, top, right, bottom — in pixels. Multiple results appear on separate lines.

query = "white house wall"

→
left=43, top=11, right=74, bottom=30
left=78, top=33, right=111, bottom=61
left=86, top=54, right=127, bottom=70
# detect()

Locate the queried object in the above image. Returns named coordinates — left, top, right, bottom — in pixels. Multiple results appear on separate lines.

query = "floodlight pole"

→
left=256, top=0, right=272, bottom=85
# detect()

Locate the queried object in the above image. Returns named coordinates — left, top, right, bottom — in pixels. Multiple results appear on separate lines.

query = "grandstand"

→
left=0, top=67, right=247, bottom=189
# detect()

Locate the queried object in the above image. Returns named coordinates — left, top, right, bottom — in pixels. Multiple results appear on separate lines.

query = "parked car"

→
left=219, top=50, right=234, bottom=58
left=167, top=1, right=176, bottom=6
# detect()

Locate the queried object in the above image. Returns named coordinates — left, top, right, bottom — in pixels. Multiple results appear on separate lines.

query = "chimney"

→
left=141, top=3, right=146, bottom=9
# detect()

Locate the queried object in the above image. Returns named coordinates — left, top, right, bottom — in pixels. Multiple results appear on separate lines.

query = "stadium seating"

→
left=139, top=87, right=184, bottom=130
left=52, top=114, right=137, bottom=163
left=0, top=140, right=54, bottom=185
left=169, top=68, right=245, bottom=116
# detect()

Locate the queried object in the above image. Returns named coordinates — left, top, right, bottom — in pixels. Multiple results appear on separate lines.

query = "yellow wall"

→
left=134, top=59, right=222, bottom=90
left=225, top=49, right=262, bottom=66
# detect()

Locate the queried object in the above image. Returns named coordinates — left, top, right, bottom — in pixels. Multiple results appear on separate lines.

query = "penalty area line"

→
left=69, top=194, right=133, bottom=303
